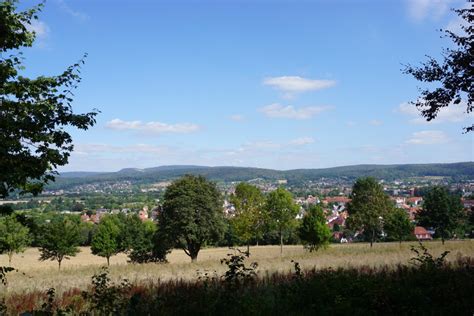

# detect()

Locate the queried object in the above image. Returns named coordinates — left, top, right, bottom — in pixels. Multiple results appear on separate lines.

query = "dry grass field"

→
left=1, top=240, right=473, bottom=295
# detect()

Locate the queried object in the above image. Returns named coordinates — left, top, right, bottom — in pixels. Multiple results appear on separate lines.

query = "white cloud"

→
left=397, top=101, right=471, bottom=124
left=405, top=130, right=449, bottom=145
left=259, top=103, right=332, bottom=120
left=369, top=119, right=383, bottom=126
left=229, top=114, right=244, bottom=121
left=406, top=0, right=455, bottom=21
left=26, top=20, right=50, bottom=39
left=263, top=76, right=336, bottom=93
left=289, top=137, right=315, bottom=146
left=105, top=119, right=201, bottom=135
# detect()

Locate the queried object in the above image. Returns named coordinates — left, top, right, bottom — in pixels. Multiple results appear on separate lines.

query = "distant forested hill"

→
left=47, top=162, right=474, bottom=190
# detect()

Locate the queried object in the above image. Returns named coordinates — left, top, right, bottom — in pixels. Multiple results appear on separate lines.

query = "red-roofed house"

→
left=414, top=226, right=432, bottom=241
left=408, top=207, right=421, bottom=221
left=407, top=197, right=423, bottom=206
left=323, top=197, right=351, bottom=205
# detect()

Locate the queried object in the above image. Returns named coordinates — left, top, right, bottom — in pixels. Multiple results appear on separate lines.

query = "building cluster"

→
left=80, top=206, right=158, bottom=224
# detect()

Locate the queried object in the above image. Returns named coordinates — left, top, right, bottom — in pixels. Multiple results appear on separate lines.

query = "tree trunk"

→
left=8, top=252, right=12, bottom=265
left=280, top=228, right=283, bottom=255
left=58, top=259, right=62, bottom=271
left=247, top=243, right=250, bottom=255
left=442, top=236, right=445, bottom=245
left=107, top=256, right=110, bottom=266
left=191, top=253, right=198, bottom=262
left=370, top=229, right=375, bottom=248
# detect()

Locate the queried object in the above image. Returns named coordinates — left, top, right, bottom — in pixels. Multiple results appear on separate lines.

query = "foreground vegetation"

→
left=1, top=241, right=473, bottom=294
left=0, top=242, right=473, bottom=315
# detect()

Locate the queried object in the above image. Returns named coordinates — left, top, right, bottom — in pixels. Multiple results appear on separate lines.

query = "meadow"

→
left=1, top=240, right=473, bottom=296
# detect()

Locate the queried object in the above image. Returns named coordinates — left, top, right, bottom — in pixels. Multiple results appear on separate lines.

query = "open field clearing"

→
left=1, top=240, right=473, bottom=295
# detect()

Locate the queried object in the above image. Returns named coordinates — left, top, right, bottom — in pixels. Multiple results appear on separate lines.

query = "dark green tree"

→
left=159, top=175, right=225, bottom=262
left=346, top=177, right=393, bottom=247
left=91, top=216, right=122, bottom=266
left=122, top=214, right=167, bottom=263
left=0, top=205, right=13, bottom=216
left=266, top=187, right=299, bottom=254
left=0, top=1, right=98, bottom=198
left=403, top=6, right=473, bottom=133
left=416, top=186, right=464, bottom=244
left=384, top=208, right=414, bottom=244
left=38, top=218, right=81, bottom=270
left=0, top=214, right=30, bottom=264
left=230, top=182, right=267, bottom=253
left=298, top=204, right=331, bottom=252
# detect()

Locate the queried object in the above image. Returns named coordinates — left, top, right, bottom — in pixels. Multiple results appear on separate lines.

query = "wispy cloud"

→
left=55, top=0, right=89, bottom=21
left=105, top=119, right=201, bottom=135
left=369, top=119, right=383, bottom=126
left=74, top=143, right=171, bottom=155
left=405, top=130, right=449, bottom=145
left=289, top=137, right=315, bottom=145
left=26, top=20, right=49, bottom=38
left=406, top=0, right=455, bottom=21
left=263, top=76, right=336, bottom=94
left=397, top=101, right=471, bottom=124
left=69, top=137, right=318, bottom=172
left=259, top=103, right=332, bottom=120
left=229, top=114, right=245, bottom=122
left=25, top=20, right=50, bottom=48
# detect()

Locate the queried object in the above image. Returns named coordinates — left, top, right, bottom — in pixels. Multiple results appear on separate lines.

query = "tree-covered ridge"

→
left=47, top=162, right=474, bottom=190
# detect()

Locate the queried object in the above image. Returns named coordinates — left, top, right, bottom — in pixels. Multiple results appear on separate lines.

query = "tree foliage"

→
left=38, top=218, right=81, bottom=270
left=298, top=204, right=331, bottom=252
left=0, top=1, right=98, bottom=198
left=346, top=177, right=393, bottom=247
left=230, top=182, right=267, bottom=252
left=0, top=214, right=30, bottom=264
left=123, top=215, right=167, bottom=263
left=416, top=186, right=464, bottom=244
left=384, top=208, right=413, bottom=244
left=403, top=6, right=473, bottom=133
left=91, top=216, right=122, bottom=266
left=159, top=175, right=225, bottom=262
left=265, top=187, right=299, bottom=254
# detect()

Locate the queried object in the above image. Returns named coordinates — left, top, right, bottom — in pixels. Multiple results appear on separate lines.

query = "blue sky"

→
left=23, top=0, right=473, bottom=171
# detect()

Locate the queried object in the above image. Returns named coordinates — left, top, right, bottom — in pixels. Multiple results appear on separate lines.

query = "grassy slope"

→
left=1, top=241, right=473, bottom=295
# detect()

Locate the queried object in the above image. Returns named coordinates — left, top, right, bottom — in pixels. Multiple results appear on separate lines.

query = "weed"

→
left=409, top=242, right=449, bottom=269
left=82, top=267, right=131, bottom=315
left=220, top=248, right=258, bottom=283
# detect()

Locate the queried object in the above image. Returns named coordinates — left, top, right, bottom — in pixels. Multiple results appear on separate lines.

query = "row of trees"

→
left=0, top=213, right=157, bottom=268
left=1, top=174, right=470, bottom=268
left=346, top=177, right=467, bottom=247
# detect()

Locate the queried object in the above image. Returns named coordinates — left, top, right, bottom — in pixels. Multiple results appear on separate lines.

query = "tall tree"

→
left=159, top=175, right=225, bottom=262
left=266, top=187, right=299, bottom=254
left=0, top=1, right=98, bottom=198
left=121, top=214, right=167, bottom=263
left=0, top=214, right=30, bottom=264
left=298, top=204, right=331, bottom=252
left=346, top=177, right=392, bottom=247
left=416, top=186, right=464, bottom=244
left=384, top=208, right=413, bottom=245
left=38, top=218, right=81, bottom=270
left=230, top=182, right=267, bottom=253
left=91, top=216, right=122, bottom=266
left=403, top=6, right=473, bottom=133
